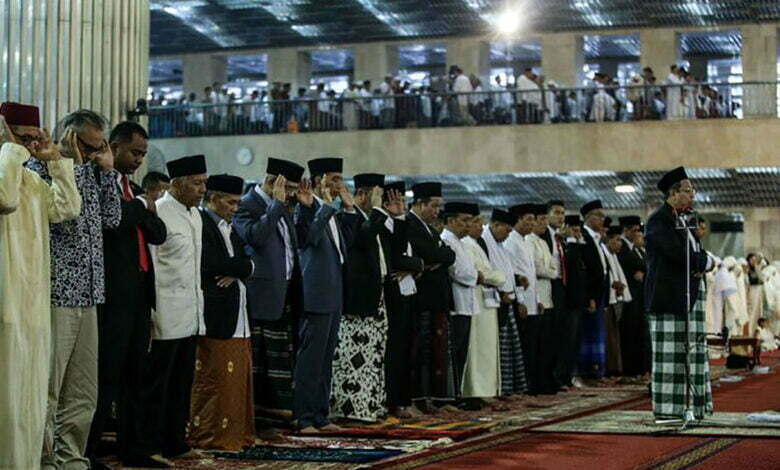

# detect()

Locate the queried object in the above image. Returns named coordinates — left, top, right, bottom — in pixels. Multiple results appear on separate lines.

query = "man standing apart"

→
left=646, top=167, right=715, bottom=422
left=0, top=104, right=81, bottom=469
left=145, top=155, right=208, bottom=460
left=26, top=110, right=121, bottom=470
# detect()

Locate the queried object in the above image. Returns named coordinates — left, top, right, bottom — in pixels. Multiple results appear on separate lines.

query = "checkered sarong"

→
left=499, top=311, right=528, bottom=395
left=648, top=279, right=713, bottom=419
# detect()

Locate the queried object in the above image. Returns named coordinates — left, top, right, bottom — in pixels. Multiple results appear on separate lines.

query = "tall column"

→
left=541, top=33, right=584, bottom=88
left=741, top=24, right=777, bottom=118
left=182, top=54, right=227, bottom=96
left=640, top=29, right=679, bottom=78
left=354, top=42, right=398, bottom=88
left=267, top=47, right=311, bottom=91
left=446, top=38, right=490, bottom=83
left=0, top=0, right=149, bottom=130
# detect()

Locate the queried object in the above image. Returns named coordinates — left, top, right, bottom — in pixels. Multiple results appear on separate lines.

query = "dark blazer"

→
left=232, top=189, right=300, bottom=321
left=580, top=227, right=609, bottom=306
left=200, top=209, right=254, bottom=339
left=342, top=208, right=392, bottom=316
left=618, top=239, right=646, bottom=297
left=103, top=180, right=166, bottom=309
left=644, top=203, right=709, bottom=315
left=405, top=211, right=456, bottom=313
left=564, top=240, right=589, bottom=310
left=295, top=199, right=355, bottom=314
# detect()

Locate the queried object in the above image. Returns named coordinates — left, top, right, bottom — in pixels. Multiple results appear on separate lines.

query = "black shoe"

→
left=89, top=458, right=112, bottom=470
left=123, top=454, right=173, bottom=468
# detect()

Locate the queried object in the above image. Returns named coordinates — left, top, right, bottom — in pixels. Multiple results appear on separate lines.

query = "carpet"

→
left=305, top=423, right=494, bottom=441
left=532, top=411, right=780, bottom=438
left=210, top=445, right=404, bottom=463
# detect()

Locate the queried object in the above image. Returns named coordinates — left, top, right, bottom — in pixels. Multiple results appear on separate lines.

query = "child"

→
left=755, top=318, right=779, bottom=352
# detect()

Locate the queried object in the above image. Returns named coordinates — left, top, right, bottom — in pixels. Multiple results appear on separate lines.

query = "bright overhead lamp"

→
left=614, top=184, right=636, bottom=193
left=404, top=190, right=414, bottom=198
left=496, top=10, right=520, bottom=35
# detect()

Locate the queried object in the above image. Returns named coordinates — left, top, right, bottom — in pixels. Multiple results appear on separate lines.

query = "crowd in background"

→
left=145, top=64, right=739, bottom=138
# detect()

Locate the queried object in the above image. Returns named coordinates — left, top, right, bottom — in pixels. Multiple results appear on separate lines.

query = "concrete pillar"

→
left=267, top=48, right=311, bottom=91
left=354, top=43, right=398, bottom=89
left=741, top=25, right=778, bottom=117
left=688, top=56, right=709, bottom=81
left=446, top=38, right=491, bottom=83
left=0, top=0, right=149, bottom=129
left=541, top=33, right=584, bottom=88
left=640, top=29, right=680, bottom=78
left=182, top=54, right=227, bottom=96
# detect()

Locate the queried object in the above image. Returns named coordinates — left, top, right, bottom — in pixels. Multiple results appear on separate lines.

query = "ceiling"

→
left=149, top=0, right=780, bottom=56
left=378, top=167, right=780, bottom=211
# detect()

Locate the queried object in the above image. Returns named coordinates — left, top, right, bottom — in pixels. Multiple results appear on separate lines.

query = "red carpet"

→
left=397, top=352, right=780, bottom=469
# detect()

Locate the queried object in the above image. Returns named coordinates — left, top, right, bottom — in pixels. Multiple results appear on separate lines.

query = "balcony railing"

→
left=146, top=81, right=779, bottom=139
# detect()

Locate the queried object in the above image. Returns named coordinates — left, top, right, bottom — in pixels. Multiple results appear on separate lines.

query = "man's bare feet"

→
left=318, top=423, right=343, bottom=431
left=298, top=426, right=320, bottom=434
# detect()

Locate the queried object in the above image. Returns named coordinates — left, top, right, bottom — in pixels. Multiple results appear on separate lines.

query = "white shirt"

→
left=453, top=74, right=472, bottom=107
left=516, top=74, right=542, bottom=106
left=441, top=229, right=479, bottom=316
left=256, top=186, right=294, bottom=280
left=482, top=225, right=516, bottom=296
left=602, top=244, right=632, bottom=305
left=151, top=192, right=204, bottom=340
left=211, top=212, right=250, bottom=338
left=503, top=230, right=538, bottom=316
left=583, top=224, right=608, bottom=275
left=527, top=232, right=558, bottom=310
left=313, top=195, right=344, bottom=264
left=463, top=236, right=506, bottom=310
left=548, top=226, right=562, bottom=279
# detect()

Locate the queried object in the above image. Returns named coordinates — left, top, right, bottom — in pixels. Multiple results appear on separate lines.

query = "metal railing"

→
left=146, top=82, right=779, bottom=139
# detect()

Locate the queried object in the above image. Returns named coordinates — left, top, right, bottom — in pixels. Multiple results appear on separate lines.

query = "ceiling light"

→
left=404, top=190, right=414, bottom=198
left=615, top=184, right=636, bottom=193
left=496, top=10, right=520, bottom=35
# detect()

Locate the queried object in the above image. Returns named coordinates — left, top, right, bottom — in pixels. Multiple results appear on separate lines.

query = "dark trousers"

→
left=520, top=313, right=556, bottom=394
left=293, top=310, right=341, bottom=428
left=384, top=284, right=413, bottom=409
left=87, top=276, right=152, bottom=460
left=450, top=315, right=472, bottom=397
left=143, top=336, right=196, bottom=458
left=549, top=280, right=567, bottom=387
left=555, top=309, right=583, bottom=385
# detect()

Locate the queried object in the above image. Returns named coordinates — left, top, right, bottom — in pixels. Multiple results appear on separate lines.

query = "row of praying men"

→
left=3, top=99, right=747, bottom=470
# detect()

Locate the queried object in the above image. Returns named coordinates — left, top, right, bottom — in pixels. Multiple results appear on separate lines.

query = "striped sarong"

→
left=649, top=279, right=713, bottom=419
left=251, top=301, right=298, bottom=413
left=499, top=310, right=528, bottom=395
left=579, top=305, right=606, bottom=379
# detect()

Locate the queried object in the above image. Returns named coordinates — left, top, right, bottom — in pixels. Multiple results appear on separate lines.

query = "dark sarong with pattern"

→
left=410, top=310, right=455, bottom=401
left=251, top=300, right=298, bottom=413
left=579, top=305, right=606, bottom=378
left=499, top=307, right=528, bottom=395
left=649, top=279, right=713, bottom=419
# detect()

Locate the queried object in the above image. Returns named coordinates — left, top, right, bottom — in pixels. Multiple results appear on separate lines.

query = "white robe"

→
left=503, top=230, right=537, bottom=316
left=762, top=265, right=780, bottom=335
left=461, top=237, right=505, bottom=397
left=441, top=229, right=479, bottom=316
left=666, top=73, right=684, bottom=121
left=527, top=232, right=558, bottom=310
left=0, top=143, right=81, bottom=469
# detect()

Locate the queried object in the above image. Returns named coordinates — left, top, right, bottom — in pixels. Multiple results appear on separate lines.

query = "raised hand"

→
left=338, top=183, right=354, bottom=209
left=369, top=186, right=383, bottom=208
left=319, top=174, right=333, bottom=204
left=384, top=189, right=404, bottom=216
left=296, top=177, right=314, bottom=207
left=34, top=128, right=62, bottom=161
left=0, top=116, right=17, bottom=146
left=272, top=175, right=287, bottom=202
left=92, top=139, right=114, bottom=171
left=59, top=129, right=84, bottom=164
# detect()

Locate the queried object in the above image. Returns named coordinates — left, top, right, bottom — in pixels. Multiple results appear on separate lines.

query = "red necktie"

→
left=121, top=176, right=150, bottom=272
left=556, top=236, right=567, bottom=286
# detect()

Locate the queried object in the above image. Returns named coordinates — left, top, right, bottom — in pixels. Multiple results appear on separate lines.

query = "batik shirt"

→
left=26, top=158, right=121, bottom=307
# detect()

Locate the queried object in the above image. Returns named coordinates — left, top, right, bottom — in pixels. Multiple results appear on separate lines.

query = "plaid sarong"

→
left=251, top=300, right=298, bottom=412
left=499, top=311, right=528, bottom=395
left=648, top=279, right=713, bottom=419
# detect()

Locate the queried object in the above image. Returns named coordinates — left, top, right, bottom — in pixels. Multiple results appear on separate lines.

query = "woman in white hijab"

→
left=733, top=257, right=750, bottom=335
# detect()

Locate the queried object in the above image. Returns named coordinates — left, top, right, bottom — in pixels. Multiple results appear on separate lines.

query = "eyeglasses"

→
left=77, top=134, right=107, bottom=157
left=11, top=130, right=40, bottom=146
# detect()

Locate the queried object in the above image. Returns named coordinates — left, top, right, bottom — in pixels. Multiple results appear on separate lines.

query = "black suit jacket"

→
left=644, top=203, right=709, bottom=315
left=406, top=211, right=456, bottom=313
left=103, top=180, right=166, bottom=309
left=342, top=208, right=392, bottom=317
left=564, top=240, right=589, bottom=310
left=618, top=239, right=646, bottom=298
left=200, top=209, right=254, bottom=338
left=579, top=228, right=609, bottom=306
